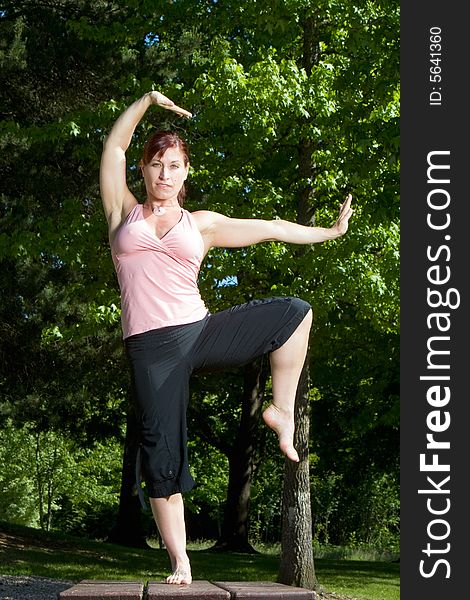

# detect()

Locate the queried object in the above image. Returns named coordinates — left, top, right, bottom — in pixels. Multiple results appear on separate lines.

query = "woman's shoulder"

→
left=188, top=209, right=224, bottom=230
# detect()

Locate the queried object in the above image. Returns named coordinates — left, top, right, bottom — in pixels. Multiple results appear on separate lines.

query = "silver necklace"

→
left=152, top=205, right=166, bottom=216
left=148, top=204, right=180, bottom=216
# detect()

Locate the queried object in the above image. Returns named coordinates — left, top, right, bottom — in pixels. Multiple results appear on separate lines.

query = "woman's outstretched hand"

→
left=148, top=91, right=192, bottom=118
left=331, top=193, right=353, bottom=238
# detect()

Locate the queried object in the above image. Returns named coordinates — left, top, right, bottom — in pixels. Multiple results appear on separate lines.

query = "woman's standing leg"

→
left=150, top=494, right=192, bottom=584
left=262, top=308, right=313, bottom=462
left=125, top=323, right=207, bottom=586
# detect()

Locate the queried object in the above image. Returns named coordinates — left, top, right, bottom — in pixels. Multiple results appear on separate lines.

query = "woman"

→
left=100, top=91, right=352, bottom=585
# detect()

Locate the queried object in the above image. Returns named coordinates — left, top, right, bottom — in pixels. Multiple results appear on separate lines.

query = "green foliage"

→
left=0, top=421, right=122, bottom=535
left=185, top=439, right=229, bottom=533
left=0, top=425, right=38, bottom=527
left=249, top=456, right=284, bottom=543
left=311, top=470, right=399, bottom=552
left=52, top=438, right=123, bottom=538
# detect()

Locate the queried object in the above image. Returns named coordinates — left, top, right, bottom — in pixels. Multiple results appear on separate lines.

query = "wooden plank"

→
left=147, top=580, right=231, bottom=599
left=213, top=581, right=316, bottom=600
left=58, top=580, right=144, bottom=599
left=58, top=579, right=316, bottom=599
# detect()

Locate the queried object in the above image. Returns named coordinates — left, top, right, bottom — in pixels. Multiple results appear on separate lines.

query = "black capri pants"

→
left=125, top=296, right=311, bottom=498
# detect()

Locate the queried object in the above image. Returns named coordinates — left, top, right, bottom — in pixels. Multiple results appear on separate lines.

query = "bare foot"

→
left=166, top=560, right=192, bottom=585
left=262, top=404, right=299, bottom=462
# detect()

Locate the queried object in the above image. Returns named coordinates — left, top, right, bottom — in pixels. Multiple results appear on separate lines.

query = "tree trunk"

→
left=212, top=359, right=267, bottom=552
left=107, top=406, right=148, bottom=548
left=278, top=363, right=318, bottom=590
left=45, top=444, right=57, bottom=532
left=277, top=11, right=326, bottom=590
left=34, top=431, right=49, bottom=531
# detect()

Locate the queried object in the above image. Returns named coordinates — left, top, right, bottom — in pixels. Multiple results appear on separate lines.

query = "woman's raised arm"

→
left=99, top=92, right=192, bottom=236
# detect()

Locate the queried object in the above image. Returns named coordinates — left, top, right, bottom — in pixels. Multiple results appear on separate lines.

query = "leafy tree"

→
left=0, top=420, right=122, bottom=534
left=0, top=423, right=38, bottom=527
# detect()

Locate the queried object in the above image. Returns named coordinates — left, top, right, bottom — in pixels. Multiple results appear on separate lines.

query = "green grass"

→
left=0, top=521, right=399, bottom=600
left=315, top=559, right=399, bottom=600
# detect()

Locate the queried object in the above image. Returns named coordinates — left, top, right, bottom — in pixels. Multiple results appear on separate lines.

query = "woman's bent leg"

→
left=192, top=298, right=312, bottom=463
left=263, top=308, right=313, bottom=462
left=150, top=494, right=192, bottom=585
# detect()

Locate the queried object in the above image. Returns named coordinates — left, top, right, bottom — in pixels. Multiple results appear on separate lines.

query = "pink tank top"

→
left=111, top=204, right=208, bottom=339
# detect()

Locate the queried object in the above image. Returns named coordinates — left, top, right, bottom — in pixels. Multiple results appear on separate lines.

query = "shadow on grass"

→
left=1, top=521, right=279, bottom=582
left=1, top=521, right=399, bottom=600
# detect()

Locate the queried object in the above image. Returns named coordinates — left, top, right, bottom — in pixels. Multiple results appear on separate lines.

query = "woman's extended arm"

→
left=194, top=194, right=353, bottom=253
left=99, top=92, right=191, bottom=235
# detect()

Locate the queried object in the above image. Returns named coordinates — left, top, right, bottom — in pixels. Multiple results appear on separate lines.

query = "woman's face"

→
left=142, top=146, right=189, bottom=203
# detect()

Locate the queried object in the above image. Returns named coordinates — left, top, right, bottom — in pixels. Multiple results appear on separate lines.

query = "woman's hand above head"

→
left=148, top=91, right=193, bottom=119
